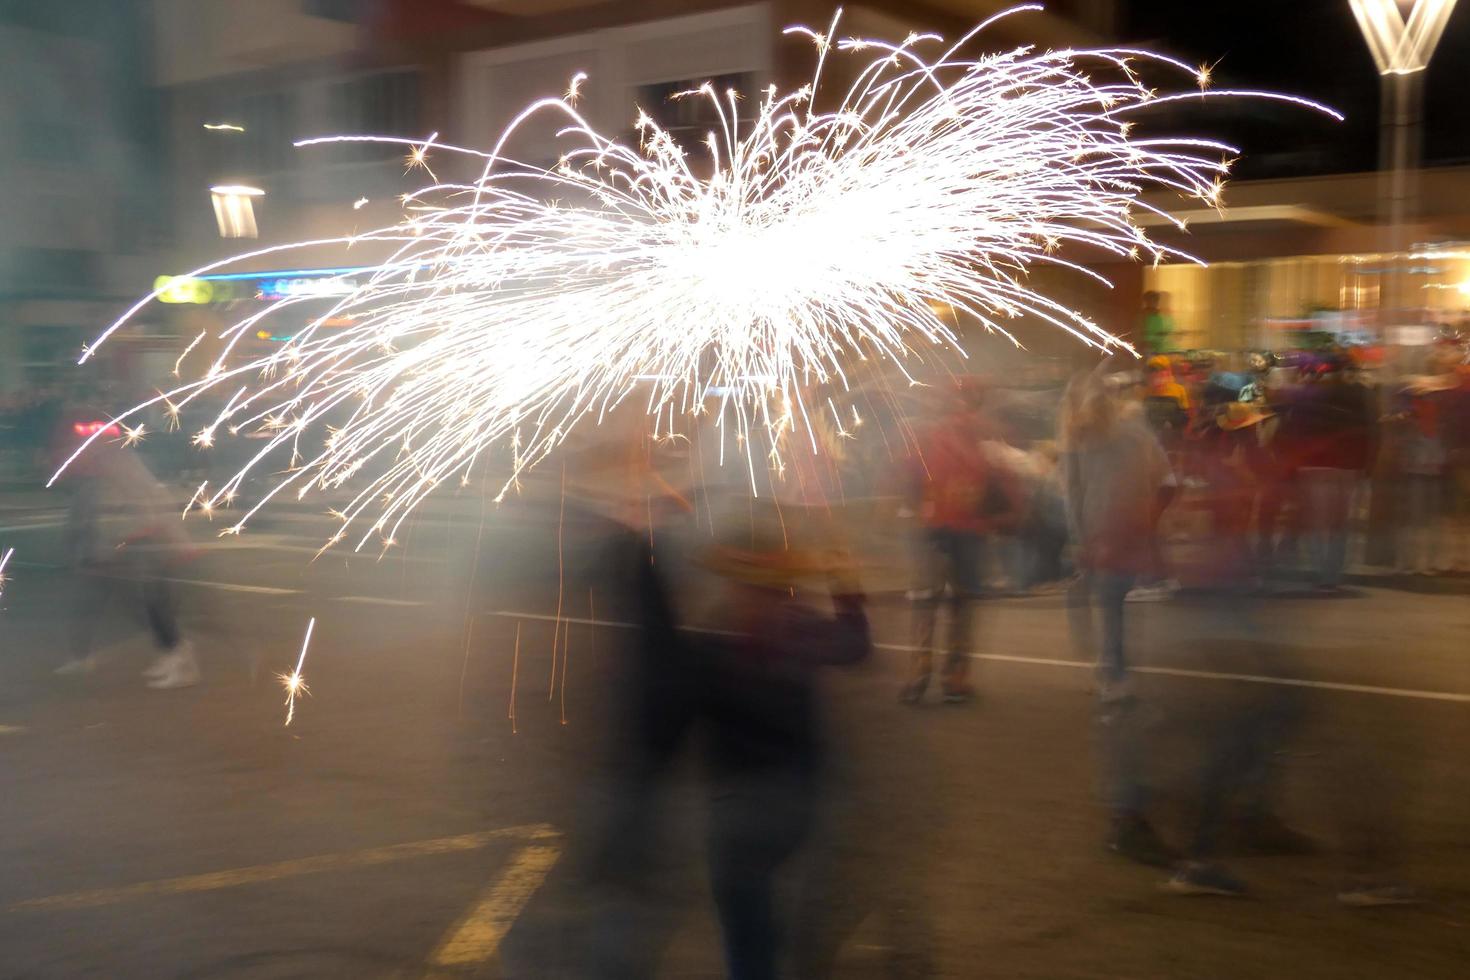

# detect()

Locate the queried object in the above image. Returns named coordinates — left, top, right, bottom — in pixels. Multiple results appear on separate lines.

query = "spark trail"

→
left=280, top=617, right=315, bottom=726
left=54, top=6, right=1337, bottom=550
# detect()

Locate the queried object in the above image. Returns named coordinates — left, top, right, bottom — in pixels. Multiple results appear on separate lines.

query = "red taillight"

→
left=73, top=421, right=121, bottom=438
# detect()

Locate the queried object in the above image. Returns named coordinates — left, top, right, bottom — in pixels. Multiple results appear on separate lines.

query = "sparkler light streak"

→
left=280, top=617, right=315, bottom=726
left=56, top=6, right=1339, bottom=551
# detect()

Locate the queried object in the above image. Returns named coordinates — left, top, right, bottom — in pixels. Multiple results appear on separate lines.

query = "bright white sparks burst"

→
left=55, top=6, right=1338, bottom=550
left=280, top=617, right=315, bottom=727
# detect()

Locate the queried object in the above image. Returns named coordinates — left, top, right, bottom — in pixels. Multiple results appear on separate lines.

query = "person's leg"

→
left=1400, top=475, right=1431, bottom=572
left=1096, top=572, right=1132, bottom=686
left=708, top=839, right=778, bottom=980
left=60, top=570, right=111, bottom=672
left=142, top=557, right=199, bottom=688
left=942, top=532, right=981, bottom=697
left=707, top=793, right=806, bottom=980
left=903, top=529, right=944, bottom=699
left=1067, top=570, right=1096, bottom=661
left=1256, top=479, right=1284, bottom=578
left=142, top=573, right=181, bottom=651
left=1323, top=469, right=1356, bottom=586
left=1299, top=469, right=1329, bottom=584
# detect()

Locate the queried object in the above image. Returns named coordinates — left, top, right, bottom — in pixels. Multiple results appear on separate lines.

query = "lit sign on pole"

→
left=152, top=266, right=376, bottom=304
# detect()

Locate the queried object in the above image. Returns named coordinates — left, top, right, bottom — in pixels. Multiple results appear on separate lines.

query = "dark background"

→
left=1125, top=0, right=1470, bottom=178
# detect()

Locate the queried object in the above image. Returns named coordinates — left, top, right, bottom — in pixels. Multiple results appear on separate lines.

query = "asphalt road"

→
left=1, top=488, right=1469, bottom=978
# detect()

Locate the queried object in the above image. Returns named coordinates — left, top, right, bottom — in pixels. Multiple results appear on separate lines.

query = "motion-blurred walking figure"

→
left=696, top=505, right=870, bottom=980
left=901, top=381, right=1019, bottom=704
left=1059, top=366, right=1176, bottom=866
left=1273, top=353, right=1376, bottom=590
left=581, top=496, right=870, bottom=980
left=53, top=422, right=200, bottom=688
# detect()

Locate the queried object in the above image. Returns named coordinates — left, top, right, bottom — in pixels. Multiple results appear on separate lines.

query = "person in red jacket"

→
left=901, top=381, right=1021, bottom=704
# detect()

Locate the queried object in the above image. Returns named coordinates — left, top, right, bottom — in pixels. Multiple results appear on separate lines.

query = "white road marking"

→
left=0, top=521, right=68, bottom=533
left=482, top=610, right=1470, bottom=705
left=334, top=596, right=427, bottom=607
left=158, top=576, right=300, bottom=596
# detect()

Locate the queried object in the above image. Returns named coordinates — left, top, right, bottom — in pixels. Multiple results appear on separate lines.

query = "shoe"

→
left=941, top=682, right=976, bottom=704
left=1163, top=862, right=1246, bottom=897
left=146, top=644, right=200, bottom=690
left=1106, top=815, right=1177, bottom=868
left=54, top=657, right=97, bottom=677
left=1337, top=882, right=1422, bottom=908
left=899, top=677, right=929, bottom=705
left=142, top=654, right=175, bottom=680
left=1233, top=814, right=1315, bottom=856
left=1125, top=580, right=1179, bottom=603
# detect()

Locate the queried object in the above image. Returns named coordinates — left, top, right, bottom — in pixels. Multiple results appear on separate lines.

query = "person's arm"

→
left=793, top=596, right=871, bottom=667
left=1060, top=449, right=1085, bottom=544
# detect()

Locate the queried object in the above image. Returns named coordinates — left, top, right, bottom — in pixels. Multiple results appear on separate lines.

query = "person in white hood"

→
left=54, top=431, right=201, bottom=689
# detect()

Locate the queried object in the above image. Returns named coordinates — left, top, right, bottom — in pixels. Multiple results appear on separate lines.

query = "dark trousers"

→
left=707, top=785, right=810, bottom=980
left=70, top=562, right=181, bottom=660
left=909, top=528, right=984, bottom=683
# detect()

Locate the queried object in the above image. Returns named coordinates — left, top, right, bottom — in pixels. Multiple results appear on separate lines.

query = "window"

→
left=636, top=72, right=759, bottom=147
left=203, top=88, right=295, bottom=180
left=324, top=70, right=423, bottom=163
left=9, top=248, right=98, bottom=298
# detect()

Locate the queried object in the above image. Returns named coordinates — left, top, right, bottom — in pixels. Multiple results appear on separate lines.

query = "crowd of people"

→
left=13, top=332, right=1469, bottom=976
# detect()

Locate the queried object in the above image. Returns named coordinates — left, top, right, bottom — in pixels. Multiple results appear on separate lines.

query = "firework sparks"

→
left=280, top=617, right=315, bottom=726
left=56, top=7, right=1338, bottom=549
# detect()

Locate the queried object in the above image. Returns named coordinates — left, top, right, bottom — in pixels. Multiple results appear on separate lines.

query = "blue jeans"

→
left=1070, top=571, right=1139, bottom=814
left=909, top=528, right=985, bottom=683
left=1068, top=571, right=1133, bottom=684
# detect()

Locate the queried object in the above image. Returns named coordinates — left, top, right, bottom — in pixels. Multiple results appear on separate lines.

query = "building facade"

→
left=0, top=1, right=160, bottom=398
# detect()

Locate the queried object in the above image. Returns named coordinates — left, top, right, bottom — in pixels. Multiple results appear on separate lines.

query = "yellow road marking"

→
left=9, top=824, right=556, bottom=913
left=0, top=724, right=26, bottom=735
left=427, top=844, right=562, bottom=968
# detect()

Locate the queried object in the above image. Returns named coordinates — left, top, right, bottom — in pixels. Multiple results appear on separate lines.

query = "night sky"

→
left=1122, top=0, right=1470, bottom=178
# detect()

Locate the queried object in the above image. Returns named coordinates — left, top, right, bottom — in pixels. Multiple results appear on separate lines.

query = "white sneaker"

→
left=146, top=643, right=200, bottom=689
left=55, top=657, right=98, bottom=677
left=1126, top=580, right=1179, bottom=603
left=142, top=654, right=176, bottom=680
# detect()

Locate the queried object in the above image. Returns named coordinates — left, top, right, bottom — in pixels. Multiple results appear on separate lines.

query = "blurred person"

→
left=695, top=503, right=871, bottom=980
left=1140, top=290, right=1175, bottom=355
left=51, top=421, right=200, bottom=688
left=1391, top=353, right=1459, bottom=574
left=1059, top=365, right=1176, bottom=866
left=1279, top=354, right=1376, bottom=591
left=1162, top=404, right=1312, bottom=898
left=1127, top=355, right=1192, bottom=602
left=573, top=494, right=870, bottom=980
left=901, top=381, right=1021, bottom=704
left=1446, top=362, right=1470, bottom=571
left=998, top=439, right=1070, bottom=592
left=1198, top=401, right=1276, bottom=590
left=1142, top=355, right=1191, bottom=422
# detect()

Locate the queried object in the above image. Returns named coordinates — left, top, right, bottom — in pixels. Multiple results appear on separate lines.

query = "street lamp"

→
left=1349, top=0, right=1458, bottom=317
left=209, top=184, right=264, bottom=239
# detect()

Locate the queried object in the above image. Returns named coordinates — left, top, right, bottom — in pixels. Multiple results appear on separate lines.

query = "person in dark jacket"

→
left=695, top=502, right=870, bottom=980
left=587, top=497, right=870, bottom=980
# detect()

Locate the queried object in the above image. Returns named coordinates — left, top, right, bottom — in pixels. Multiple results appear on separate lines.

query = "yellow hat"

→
left=1218, top=401, right=1274, bottom=431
